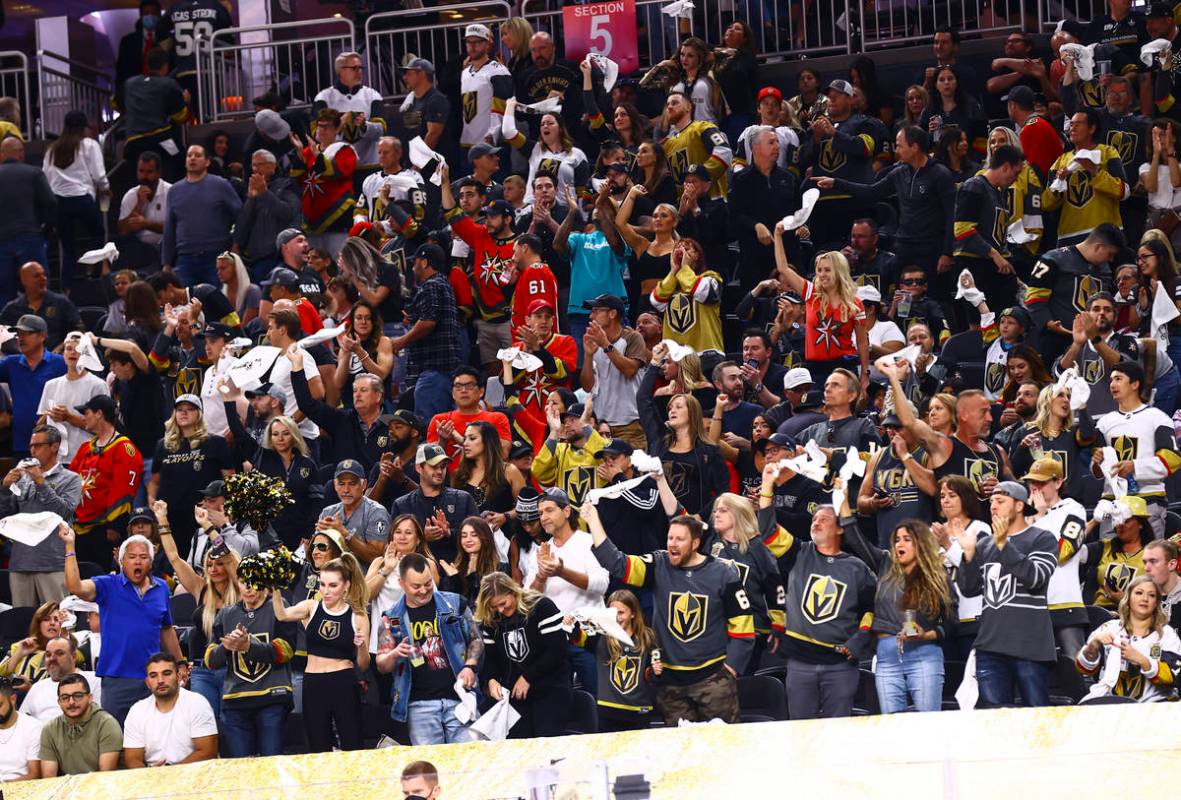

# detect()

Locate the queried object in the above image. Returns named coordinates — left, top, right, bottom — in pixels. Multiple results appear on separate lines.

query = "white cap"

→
left=784, top=367, right=813, bottom=390
left=856, top=284, right=882, bottom=304
left=464, top=23, right=493, bottom=41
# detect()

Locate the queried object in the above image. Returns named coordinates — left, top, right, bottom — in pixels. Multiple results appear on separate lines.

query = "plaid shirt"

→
left=406, top=271, right=461, bottom=379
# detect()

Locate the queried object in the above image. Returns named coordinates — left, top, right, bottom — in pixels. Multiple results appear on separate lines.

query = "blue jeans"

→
left=407, top=698, right=470, bottom=745
left=874, top=637, right=944, bottom=713
left=189, top=665, right=226, bottom=719
left=175, top=251, right=221, bottom=287
left=221, top=703, right=288, bottom=757
left=1153, top=364, right=1181, bottom=418
left=0, top=232, right=48, bottom=304
left=568, top=313, right=590, bottom=369
left=568, top=641, right=598, bottom=695
left=414, top=369, right=453, bottom=422
left=974, top=650, right=1051, bottom=708
left=100, top=675, right=151, bottom=727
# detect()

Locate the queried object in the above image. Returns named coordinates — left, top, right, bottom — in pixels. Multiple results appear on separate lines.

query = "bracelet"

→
left=64, top=551, right=75, bottom=558
left=759, top=491, right=774, bottom=499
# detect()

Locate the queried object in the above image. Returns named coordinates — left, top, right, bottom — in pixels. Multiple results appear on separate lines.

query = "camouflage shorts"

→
left=656, top=667, right=740, bottom=725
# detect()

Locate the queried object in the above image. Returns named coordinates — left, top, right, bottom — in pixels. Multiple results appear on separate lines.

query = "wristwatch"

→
left=752, top=383, right=764, bottom=393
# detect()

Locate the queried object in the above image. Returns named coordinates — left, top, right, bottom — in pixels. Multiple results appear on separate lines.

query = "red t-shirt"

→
left=426, top=409, right=512, bottom=461
left=803, top=279, right=865, bottom=362
left=296, top=297, right=323, bottom=335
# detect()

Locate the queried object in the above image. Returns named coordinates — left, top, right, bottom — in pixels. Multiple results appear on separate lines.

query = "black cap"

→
left=1060, top=19, right=1086, bottom=38
left=128, top=506, right=156, bottom=526
left=509, top=439, right=533, bottom=459
left=483, top=199, right=513, bottom=218
left=468, top=142, right=499, bottom=162
left=203, top=321, right=236, bottom=339
left=387, top=408, right=426, bottom=436
left=261, top=266, right=300, bottom=288
left=1000, top=306, right=1032, bottom=330
left=413, top=243, right=446, bottom=270
left=605, top=162, right=629, bottom=173
left=685, top=164, right=712, bottom=182
left=795, top=389, right=824, bottom=410
left=782, top=292, right=804, bottom=305
left=881, top=412, right=904, bottom=428
left=1148, top=1, right=1173, bottom=18
left=561, top=402, right=586, bottom=419
left=755, top=432, right=796, bottom=453
left=75, top=394, right=118, bottom=420
left=1002, top=85, right=1035, bottom=110
left=595, top=438, right=634, bottom=458
left=245, top=383, right=286, bottom=402
left=581, top=293, right=626, bottom=313
left=540, top=487, right=571, bottom=508
left=198, top=479, right=226, bottom=498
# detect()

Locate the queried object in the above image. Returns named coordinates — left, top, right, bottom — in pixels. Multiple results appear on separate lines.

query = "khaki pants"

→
left=10, top=571, right=66, bottom=608
left=609, top=420, right=648, bottom=451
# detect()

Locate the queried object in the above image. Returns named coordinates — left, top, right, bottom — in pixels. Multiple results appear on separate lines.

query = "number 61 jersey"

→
left=1039, top=496, right=1089, bottom=629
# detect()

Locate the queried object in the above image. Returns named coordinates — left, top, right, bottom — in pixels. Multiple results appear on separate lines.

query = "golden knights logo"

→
left=1043, top=450, right=1070, bottom=483
left=667, top=294, right=697, bottom=334
left=982, top=562, right=1016, bottom=608
left=172, top=367, right=201, bottom=399
left=1073, top=275, right=1102, bottom=313
left=801, top=573, right=846, bottom=624
left=669, top=148, right=690, bottom=183
left=1004, top=185, right=1017, bottom=218
left=1106, top=130, right=1138, bottom=165
left=537, top=157, right=562, bottom=182
left=1111, top=435, right=1139, bottom=462
left=505, top=628, right=530, bottom=662
left=668, top=591, right=708, bottom=642
left=562, top=466, right=594, bottom=505
left=991, top=208, right=1007, bottom=246
left=1103, top=561, right=1136, bottom=593
left=317, top=619, right=340, bottom=641
left=985, top=361, right=1007, bottom=396
left=965, top=458, right=999, bottom=494
left=855, top=273, right=881, bottom=292
left=819, top=140, right=846, bottom=173
left=1080, top=79, right=1105, bottom=108
left=462, top=91, right=477, bottom=124
left=1066, top=169, right=1093, bottom=208
left=610, top=655, right=640, bottom=695
left=1116, top=673, right=1146, bottom=699
left=234, top=632, right=272, bottom=683
left=1083, top=354, right=1105, bottom=384
left=713, top=553, right=751, bottom=588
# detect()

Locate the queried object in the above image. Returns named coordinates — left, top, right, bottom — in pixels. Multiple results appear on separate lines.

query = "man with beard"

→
left=122, top=653, right=217, bottom=767
left=366, top=410, right=426, bottom=506
left=37, top=674, right=121, bottom=776
left=222, top=383, right=285, bottom=466
left=516, top=32, right=582, bottom=141
left=993, top=381, right=1040, bottom=455
left=0, top=674, right=43, bottom=781
left=391, top=444, right=479, bottom=564
left=710, top=361, right=763, bottom=438
left=587, top=505, right=753, bottom=724
left=533, top=400, right=606, bottom=508
left=60, top=526, right=182, bottom=727
left=514, top=178, right=570, bottom=298
left=457, top=24, right=513, bottom=154
left=662, top=91, right=731, bottom=197
left=20, top=637, right=100, bottom=720
left=1057, top=292, right=1133, bottom=417
left=116, top=152, right=170, bottom=270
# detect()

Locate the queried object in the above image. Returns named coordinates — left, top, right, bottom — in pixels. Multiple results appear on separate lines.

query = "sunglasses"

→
left=311, top=542, right=332, bottom=552
left=900, top=278, right=926, bottom=286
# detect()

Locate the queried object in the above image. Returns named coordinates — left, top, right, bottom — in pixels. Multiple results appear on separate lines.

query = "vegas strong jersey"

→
left=161, top=0, right=234, bottom=78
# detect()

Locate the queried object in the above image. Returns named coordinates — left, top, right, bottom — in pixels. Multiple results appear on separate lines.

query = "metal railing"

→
left=1036, top=0, right=1096, bottom=31
left=195, top=18, right=356, bottom=123
left=0, top=52, right=30, bottom=139
left=36, top=51, right=113, bottom=139
left=860, top=0, right=1025, bottom=51
left=364, top=2, right=512, bottom=100
left=692, top=0, right=855, bottom=60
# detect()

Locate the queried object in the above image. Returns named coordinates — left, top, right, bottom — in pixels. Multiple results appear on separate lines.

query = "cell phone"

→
left=745, top=359, right=759, bottom=370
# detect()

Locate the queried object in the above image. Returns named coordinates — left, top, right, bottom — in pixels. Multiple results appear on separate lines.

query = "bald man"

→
left=0, top=137, right=54, bottom=306
left=516, top=32, right=582, bottom=141
left=0, top=262, right=82, bottom=350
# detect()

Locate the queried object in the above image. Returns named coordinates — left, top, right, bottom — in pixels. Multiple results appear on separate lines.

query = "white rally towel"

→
left=831, top=447, right=866, bottom=514
left=496, top=347, right=544, bottom=373
left=77, top=242, right=119, bottom=265
left=888, top=343, right=936, bottom=373
left=1052, top=366, right=1091, bottom=411
left=453, top=678, right=480, bottom=725
left=1142, top=38, right=1172, bottom=68
left=779, top=187, right=820, bottom=231
left=1060, top=42, right=1097, bottom=80
left=572, top=606, right=635, bottom=648
left=661, top=0, right=694, bottom=17
left=1151, top=280, right=1180, bottom=337
left=469, top=692, right=521, bottom=741
left=587, top=474, right=648, bottom=505
left=298, top=325, right=347, bottom=349
left=225, top=345, right=281, bottom=392
left=67, top=332, right=105, bottom=373
left=1007, top=218, right=1038, bottom=245
left=521, top=96, right=562, bottom=115
left=587, top=53, right=620, bottom=93
left=955, top=649, right=979, bottom=710
left=409, top=136, right=447, bottom=186
left=954, top=269, right=985, bottom=306
left=0, top=511, right=64, bottom=547
left=660, top=339, right=696, bottom=363
left=1100, top=446, right=1128, bottom=499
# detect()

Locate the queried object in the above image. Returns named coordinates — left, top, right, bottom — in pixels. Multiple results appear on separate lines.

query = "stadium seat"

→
left=1048, top=653, right=1089, bottom=705
left=562, top=689, right=598, bottom=735
left=0, top=606, right=36, bottom=647
left=1078, top=694, right=1135, bottom=705
left=753, top=665, right=786, bottom=684
left=1085, top=605, right=1115, bottom=631
left=78, top=306, right=107, bottom=333
left=737, top=674, right=788, bottom=721
left=853, top=668, right=880, bottom=715
left=169, top=592, right=197, bottom=624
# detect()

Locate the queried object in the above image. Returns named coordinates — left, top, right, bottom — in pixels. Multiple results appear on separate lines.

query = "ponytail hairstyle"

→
left=322, top=553, right=369, bottom=614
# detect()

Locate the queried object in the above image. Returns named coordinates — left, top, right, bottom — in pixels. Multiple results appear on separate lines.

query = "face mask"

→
left=142, top=14, right=158, bottom=30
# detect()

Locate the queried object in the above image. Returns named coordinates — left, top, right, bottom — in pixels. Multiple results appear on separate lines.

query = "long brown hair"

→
left=124, top=281, right=162, bottom=332
left=939, top=475, right=981, bottom=520
left=390, top=513, right=436, bottom=562
left=452, top=516, right=501, bottom=577
left=453, top=421, right=508, bottom=500
left=883, top=520, right=951, bottom=619
left=637, top=141, right=670, bottom=193
left=1118, top=575, right=1168, bottom=634
left=605, top=589, right=657, bottom=661
left=662, top=392, right=706, bottom=449
left=540, top=112, right=575, bottom=154
left=321, top=552, right=369, bottom=614
left=49, top=118, right=85, bottom=170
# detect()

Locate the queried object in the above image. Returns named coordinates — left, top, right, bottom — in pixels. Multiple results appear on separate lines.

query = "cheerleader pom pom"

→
left=237, top=546, right=297, bottom=591
left=223, top=471, right=294, bottom=533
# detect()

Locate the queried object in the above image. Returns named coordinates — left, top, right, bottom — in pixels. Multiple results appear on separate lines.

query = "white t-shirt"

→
left=868, top=319, right=905, bottom=382
left=122, top=688, right=217, bottom=766
left=535, top=531, right=609, bottom=614
left=20, top=670, right=101, bottom=721
left=37, top=372, right=109, bottom=462
left=1138, top=163, right=1181, bottom=211
left=199, top=355, right=233, bottom=437
left=368, top=572, right=404, bottom=653
left=266, top=344, right=319, bottom=440
left=118, top=179, right=171, bottom=246
left=0, top=712, right=43, bottom=781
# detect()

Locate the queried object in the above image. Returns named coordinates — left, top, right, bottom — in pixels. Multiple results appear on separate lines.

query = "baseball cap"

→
left=561, top=402, right=586, bottom=419
left=685, top=164, right=712, bottom=182
left=334, top=459, right=366, bottom=479
left=468, top=142, right=499, bottom=162
left=203, top=321, right=235, bottom=339
left=483, top=199, right=513, bottom=217
left=1000, top=306, right=1032, bottom=330
left=993, top=481, right=1029, bottom=503
left=526, top=298, right=555, bottom=315
left=348, top=220, right=374, bottom=238
left=464, top=23, right=493, bottom=41
left=75, top=394, right=118, bottom=419
left=605, top=162, right=630, bottom=174
left=596, top=438, right=635, bottom=458
left=1002, top=85, right=1036, bottom=110
left=795, top=389, right=824, bottom=410
left=540, top=487, right=571, bottom=508
left=856, top=284, right=882, bottom=304
left=198, top=479, right=226, bottom=498
left=404, top=57, right=435, bottom=76
left=755, top=431, right=796, bottom=453
left=1119, top=495, right=1150, bottom=519
left=515, top=488, right=541, bottom=521
left=13, top=314, right=47, bottom=333
left=783, top=292, right=804, bottom=305
left=509, top=439, right=533, bottom=459
left=387, top=409, right=426, bottom=436
left=1147, top=1, right=1173, bottom=18
left=245, top=384, right=286, bottom=402
left=261, top=266, right=300, bottom=289
left=1022, top=457, right=1064, bottom=482
left=174, top=393, right=203, bottom=411
left=880, top=412, right=904, bottom=428
left=826, top=79, right=855, bottom=97
left=413, top=243, right=446, bottom=270
left=274, top=228, right=303, bottom=252
left=254, top=109, right=290, bottom=141
left=415, top=443, right=450, bottom=467
left=757, top=86, right=783, bottom=103
left=783, top=367, right=813, bottom=390
left=128, top=506, right=156, bottom=526
left=581, top=293, right=626, bottom=313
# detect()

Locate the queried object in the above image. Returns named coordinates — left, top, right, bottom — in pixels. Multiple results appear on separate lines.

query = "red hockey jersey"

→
left=293, top=142, right=357, bottom=234
left=69, top=434, right=144, bottom=533
left=446, top=210, right=518, bottom=323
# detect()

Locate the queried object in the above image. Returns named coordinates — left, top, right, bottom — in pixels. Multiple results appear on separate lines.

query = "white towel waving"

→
left=780, top=188, right=820, bottom=231
left=496, top=347, right=544, bottom=373
left=409, top=136, right=447, bottom=186
left=1142, top=38, right=1172, bottom=68
left=77, top=242, right=119, bottom=265
left=0, top=511, right=64, bottom=547
left=587, top=53, right=620, bottom=93
left=661, top=0, right=694, bottom=17
left=1060, top=43, right=1097, bottom=80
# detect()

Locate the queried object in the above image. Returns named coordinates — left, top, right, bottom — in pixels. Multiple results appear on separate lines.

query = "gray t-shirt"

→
left=318, top=498, right=390, bottom=567
left=590, top=328, right=648, bottom=426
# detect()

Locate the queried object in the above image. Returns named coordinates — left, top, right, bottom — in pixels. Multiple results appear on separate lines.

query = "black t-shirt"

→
left=407, top=598, right=456, bottom=702
left=115, top=369, right=169, bottom=458
left=395, top=88, right=450, bottom=148
left=190, top=283, right=239, bottom=326
left=376, top=261, right=404, bottom=325
left=152, top=434, right=235, bottom=552
left=663, top=449, right=703, bottom=516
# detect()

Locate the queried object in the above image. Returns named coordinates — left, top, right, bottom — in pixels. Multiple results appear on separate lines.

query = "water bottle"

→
left=897, top=291, right=913, bottom=319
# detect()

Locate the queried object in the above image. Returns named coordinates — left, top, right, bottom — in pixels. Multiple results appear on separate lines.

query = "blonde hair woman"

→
left=711, top=493, right=784, bottom=667
left=248, top=414, right=320, bottom=550
left=616, top=184, right=679, bottom=298
left=474, top=572, right=572, bottom=738
left=773, top=231, right=870, bottom=389
left=499, top=17, right=533, bottom=72
left=1010, top=383, right=1096, bottom=501
left=1077, top=575, right=1181, bottom=702
left=273, top=552, right=369, bottom=751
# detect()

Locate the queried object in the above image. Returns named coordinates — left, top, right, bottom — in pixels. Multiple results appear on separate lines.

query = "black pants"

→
left=303, top=669, right=363, bottom=752
left=508, top=684, right=572, bottom=739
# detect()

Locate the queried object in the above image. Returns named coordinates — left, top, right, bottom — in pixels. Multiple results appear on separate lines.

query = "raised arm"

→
left=772, top=222, right=807, bottom=296
left=153, top=501, right=204, bottom=597
left=92, top=332, right=149, bottom=373
left=58, top=524, right=96, bottom=600
left=614, top=184, right=652, bottom=254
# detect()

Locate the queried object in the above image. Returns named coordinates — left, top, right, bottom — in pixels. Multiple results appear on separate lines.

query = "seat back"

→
left=737, top=674, right=788, bottom=721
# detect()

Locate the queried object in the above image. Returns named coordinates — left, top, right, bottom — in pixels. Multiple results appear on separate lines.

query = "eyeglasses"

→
left=342, top=64, right=363, bottom=71
left=452, top=382, right=479, bottom=390
left=28, top=440, right=53, bottom=449
left=58, top=692, right=89, bottom=702
left=1136, top=253, right=1154, bottom=262
left=900, top=278, right=926, bottom=286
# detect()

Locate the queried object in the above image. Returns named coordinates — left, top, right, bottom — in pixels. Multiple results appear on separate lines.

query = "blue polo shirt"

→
left=0, top=349, right=66, bottom=452
left=92, top=572, right=173, bottom=679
